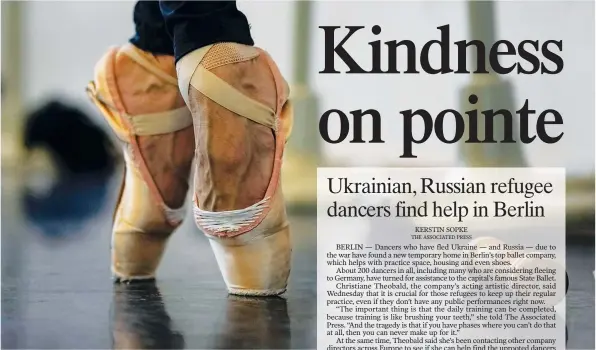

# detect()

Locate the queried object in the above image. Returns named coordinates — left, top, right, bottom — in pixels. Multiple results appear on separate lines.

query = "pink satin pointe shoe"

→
left=87, top=44, right=195, bottom=281
left=176, top=43, right=294, bottom=296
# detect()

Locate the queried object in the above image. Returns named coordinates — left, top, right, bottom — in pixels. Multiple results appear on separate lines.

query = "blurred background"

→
left=1, top=1, right=594, bottom=349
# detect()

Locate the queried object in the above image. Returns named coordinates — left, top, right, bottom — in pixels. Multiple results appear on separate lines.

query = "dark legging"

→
left=129, top=1, right=254, bottom=62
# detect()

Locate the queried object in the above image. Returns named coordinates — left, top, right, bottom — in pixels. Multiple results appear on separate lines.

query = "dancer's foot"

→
left=177, top=43, right=294, bottom=296
left=87, top=44, right=195, bottom=281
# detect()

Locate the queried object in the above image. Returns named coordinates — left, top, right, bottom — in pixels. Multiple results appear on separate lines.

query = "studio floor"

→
left=1, top=170, right=594, bottom=349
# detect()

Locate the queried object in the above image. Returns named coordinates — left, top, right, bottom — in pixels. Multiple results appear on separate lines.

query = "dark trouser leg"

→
left=158, top=1, right=254, bottom=62
left=129, top=1, right=174, bottom=56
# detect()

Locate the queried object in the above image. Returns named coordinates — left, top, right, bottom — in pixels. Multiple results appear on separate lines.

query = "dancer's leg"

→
left=164, top=1, right=294, bottom=295
left=158, top=1, right=254, bottom=61
left=86, top=1, right=194, bottom=281
left=129, top=1, right=174, bottom=56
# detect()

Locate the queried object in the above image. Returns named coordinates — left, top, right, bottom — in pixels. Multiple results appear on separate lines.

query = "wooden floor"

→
left=1, top=171, right=593, bottom=349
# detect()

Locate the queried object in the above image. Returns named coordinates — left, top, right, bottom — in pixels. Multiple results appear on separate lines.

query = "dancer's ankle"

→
left=187, top=54, right=277, bottom=212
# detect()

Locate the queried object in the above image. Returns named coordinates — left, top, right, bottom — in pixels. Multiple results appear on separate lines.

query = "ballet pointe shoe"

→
left=206, top=191, right=291, bottom=295
left=86, top=44, right=194, bottom=281
left=177, top=43, right=294, bottom=296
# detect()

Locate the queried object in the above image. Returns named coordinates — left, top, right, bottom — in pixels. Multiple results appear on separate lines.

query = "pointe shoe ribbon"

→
left=177, top=43, right=294, bottom=295
left=86, top=45, right=194, bottom=280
